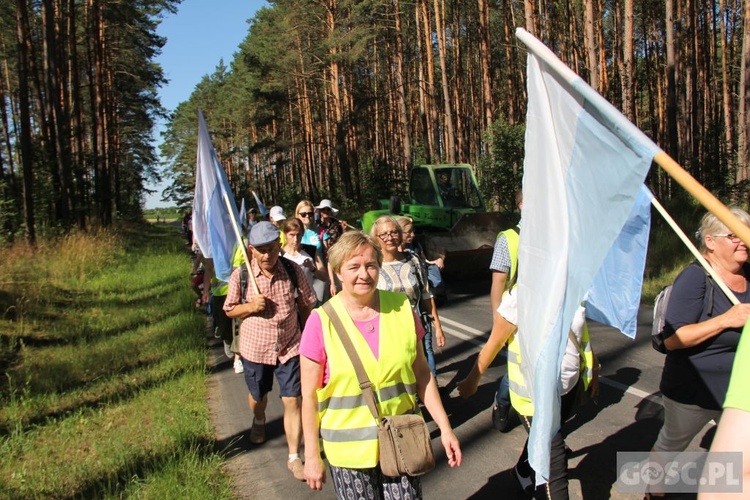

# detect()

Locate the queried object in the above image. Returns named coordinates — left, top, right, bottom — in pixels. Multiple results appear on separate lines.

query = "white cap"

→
left=315, top=199, right=339, bottom=216
left=269, top=206, right=287, bottom=221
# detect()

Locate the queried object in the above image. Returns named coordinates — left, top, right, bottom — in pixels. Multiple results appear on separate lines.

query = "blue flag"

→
left=251, top=190, right=268, bottom=218
left=239, top=198, right=247, bottom=227
left=192, top=109, right=240, bottom=282
left=585, top=185, right=653, bottom=338
left=515, top=28, right=660, bottom=484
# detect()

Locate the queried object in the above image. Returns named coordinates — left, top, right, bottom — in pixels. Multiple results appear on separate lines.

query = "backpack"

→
left=652, top=264, right=714, bottom=353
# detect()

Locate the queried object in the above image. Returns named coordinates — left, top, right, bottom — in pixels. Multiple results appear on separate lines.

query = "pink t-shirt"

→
left=299, top=309, right=426, bottom=385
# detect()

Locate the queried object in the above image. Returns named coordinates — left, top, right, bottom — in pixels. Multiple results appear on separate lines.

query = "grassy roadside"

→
left=0, top=223, right=232, bottom=498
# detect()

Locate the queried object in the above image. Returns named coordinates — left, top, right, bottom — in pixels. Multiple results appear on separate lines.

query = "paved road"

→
left=207, top=278, right=712, bottom=499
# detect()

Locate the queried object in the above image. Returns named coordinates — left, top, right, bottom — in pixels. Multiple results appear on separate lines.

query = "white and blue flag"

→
left=585, top=185, right=653, bottom=339
left=515, top=28, right=659, bottom=484
left=192, top=109, right=240, bottom=282
left=251, top=190, right=268, bottom=218
left=239, top=197, right=247, bottom=227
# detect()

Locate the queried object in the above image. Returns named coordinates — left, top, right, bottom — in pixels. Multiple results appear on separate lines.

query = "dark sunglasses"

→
left=299, top=212, right=314, bottom=218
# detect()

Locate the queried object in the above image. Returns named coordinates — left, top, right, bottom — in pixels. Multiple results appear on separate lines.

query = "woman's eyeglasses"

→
left=714, top=233, right=742, bottom=244
left=377, top=232, right=399, bottom=241
left=299, top=212, right=314, bottom=218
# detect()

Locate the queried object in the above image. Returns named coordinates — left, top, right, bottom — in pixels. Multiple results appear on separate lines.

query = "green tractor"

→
left=361, top=164, right=512, bottom=280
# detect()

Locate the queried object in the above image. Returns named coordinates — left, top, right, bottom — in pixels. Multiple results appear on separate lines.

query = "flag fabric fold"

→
left=251, top=190, right=268, bottom=218
left=239, top=198, right=247, bottom=227
left=585, top=185, right=653, bottom=339
left=192, top=109, right=240, bottom=282
left=514, top=28, right=660, bottom=484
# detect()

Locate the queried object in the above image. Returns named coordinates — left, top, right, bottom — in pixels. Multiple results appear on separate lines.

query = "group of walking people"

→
left=188, top=192, right=750, bottom=499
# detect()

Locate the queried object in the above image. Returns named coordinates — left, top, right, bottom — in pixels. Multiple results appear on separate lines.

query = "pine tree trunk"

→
left=393, top=0, right=411, bottom=169
left=623, top=0, right=635, bottom=121
left=43, top=0, right=73, bottom=226
left=477, top=0, right=492, bottom=139
left=433, top=0, right=455, bottom=163
left=524, top=0, right=535, bottom=35
left=585, top=0, right=599, bottom=90
left=16, top=0, right=35, bottom=244
left=665, top=0, right=679, bottom=161
left=419, top=0, right=438, bottom=162
left=719, top=0, right=734, bottom=174
left=736, top=0, right=750, bottom=187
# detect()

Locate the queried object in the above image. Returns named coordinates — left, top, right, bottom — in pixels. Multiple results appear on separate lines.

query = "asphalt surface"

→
left=206, top=278, right=712, bottom=499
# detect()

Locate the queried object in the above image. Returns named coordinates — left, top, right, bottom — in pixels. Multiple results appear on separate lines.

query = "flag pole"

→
left=649, top=192, right=739, bottom=305
left=222, top=192, right=260, bottom=295
left=653, top=152, right=750, bottom=251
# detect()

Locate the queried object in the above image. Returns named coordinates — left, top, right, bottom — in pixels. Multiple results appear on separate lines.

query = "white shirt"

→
left=498, top=288, right=585, bottom=395
left=281, top=249, right=315, bottom=288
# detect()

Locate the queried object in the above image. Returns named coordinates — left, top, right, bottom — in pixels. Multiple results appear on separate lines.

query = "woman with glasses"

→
left=647, top=208, right=750, bottom=498
left=396, top=216, right=445, bottom=380
left=370, top=215, right=445, bottom=383
left=295, top=200, right=328, bottom=303
left=299, top=231, right=461, bottom=496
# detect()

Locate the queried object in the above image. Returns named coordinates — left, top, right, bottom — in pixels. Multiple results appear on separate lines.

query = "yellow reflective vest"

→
left=508, top=318, right=594, bottom=417
left=316, top=291, right=420, bottom=468
left=497, top=227, right=519, bottom=291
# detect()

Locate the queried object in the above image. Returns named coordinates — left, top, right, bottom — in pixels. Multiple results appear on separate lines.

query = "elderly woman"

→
left=371, top=215, right=445, bottom=380
left=394, top=216, right=446, bottom=380
left=650, top=208, right=750, bottom=494
left=300, top=231, right=461, bottom=498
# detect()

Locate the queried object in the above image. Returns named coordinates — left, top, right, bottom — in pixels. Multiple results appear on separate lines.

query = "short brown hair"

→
left=327, top=231, right=382, bottom=274
left=282, top=217, right=304, bottom=234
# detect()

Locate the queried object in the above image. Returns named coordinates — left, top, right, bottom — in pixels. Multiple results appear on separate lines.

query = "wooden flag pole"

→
left=654, top=151, right=750, bottom=249
left=222, top=192, right=260, bottom=295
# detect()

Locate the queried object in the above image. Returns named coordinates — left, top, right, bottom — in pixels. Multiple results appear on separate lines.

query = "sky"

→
left=144, top=0, right=268, bottom=209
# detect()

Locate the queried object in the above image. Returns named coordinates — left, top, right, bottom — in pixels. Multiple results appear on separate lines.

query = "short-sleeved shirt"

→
left=224, top=257, right=317, bottom=365
left=499, top=287, right=585, bottom=395
left=724, top=319, right=750, bottom=412
left=377, top=255, right=432, bottom=309
left=299, top=308, right=425, bottom=385
left=660, top=263, right=750, bottom=409
left=282, top=249, right=315, bottom=288
left=302, top=229, right=322, bottom=252
left=490, top=234, right=512, bottom=273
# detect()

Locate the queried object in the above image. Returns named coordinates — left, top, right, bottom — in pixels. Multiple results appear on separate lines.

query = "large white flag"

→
left=515, top=28, right=660, bottom=483
left=192, top=109, right=240, bottom=282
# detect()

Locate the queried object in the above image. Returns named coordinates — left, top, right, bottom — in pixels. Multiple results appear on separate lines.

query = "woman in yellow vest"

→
left=300, top=231, right=462, bottom=498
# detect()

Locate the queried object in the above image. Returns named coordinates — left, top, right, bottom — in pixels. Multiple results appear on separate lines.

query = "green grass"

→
left=0, top=223, right=232, bottom=499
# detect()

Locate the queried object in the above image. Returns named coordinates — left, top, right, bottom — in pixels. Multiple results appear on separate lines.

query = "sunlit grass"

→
left=0, top=223, right=231, bottom=498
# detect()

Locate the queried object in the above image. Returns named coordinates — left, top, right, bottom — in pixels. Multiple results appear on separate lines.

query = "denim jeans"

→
left=496, top=373, right=511, bottom=407
left=423, top=329, right=437, bottom=379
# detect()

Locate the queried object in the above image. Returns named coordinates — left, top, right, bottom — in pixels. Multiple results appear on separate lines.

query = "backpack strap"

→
left=240, top=265, right=249, bottom=304
left=278, top=256, right=299, bottom=293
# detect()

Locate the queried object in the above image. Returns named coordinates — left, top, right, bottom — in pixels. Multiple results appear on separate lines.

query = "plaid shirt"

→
left=224, top=258, right=316, bottom=365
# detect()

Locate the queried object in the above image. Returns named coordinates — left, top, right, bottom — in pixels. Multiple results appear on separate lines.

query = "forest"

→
left=0, top=0, right=748, bottom=244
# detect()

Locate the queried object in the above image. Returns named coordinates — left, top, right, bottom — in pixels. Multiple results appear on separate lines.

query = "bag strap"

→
left=240, top=265, right=248, bottom=304
left=278, top=255, right=299, bottom=292
left=321, top=301, right=381, bottom=422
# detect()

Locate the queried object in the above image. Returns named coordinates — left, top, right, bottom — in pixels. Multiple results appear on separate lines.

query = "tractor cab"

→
left=409, top=165, right=485, bottom=210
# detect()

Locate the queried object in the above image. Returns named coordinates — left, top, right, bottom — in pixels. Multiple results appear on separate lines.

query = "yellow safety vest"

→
left=316, top=291, right=419, bottom=469
left=497, top=227, right=519, bottom=291
left=508, top=319, right=594, bottom=417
